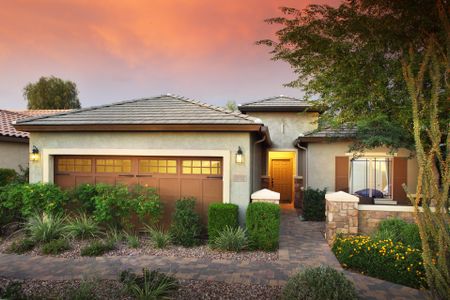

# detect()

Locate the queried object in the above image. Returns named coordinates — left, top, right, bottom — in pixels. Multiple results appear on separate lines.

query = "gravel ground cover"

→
left=0, top=234, right=278, bottom=261
left=0, top=277, right=282, bottom=300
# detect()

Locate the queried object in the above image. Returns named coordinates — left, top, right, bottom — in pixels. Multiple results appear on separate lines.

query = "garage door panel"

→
left=95, top=176, right=116, bottom=185
left=55, top=175, right=75, bottom=190
left=75, top=176, right=95, bottom=186
left=180, top=179, right=203, bottom=217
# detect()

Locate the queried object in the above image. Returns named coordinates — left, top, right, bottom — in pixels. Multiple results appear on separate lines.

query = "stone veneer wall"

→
left=325, top=192, right=359, bottom=245
left=358, top=206, right=416, bottom=235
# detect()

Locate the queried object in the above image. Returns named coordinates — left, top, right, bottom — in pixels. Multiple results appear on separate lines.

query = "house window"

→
left=139, top=159, right=177, bottom=174
left=57, top=159, right=92, bottom=172
left=96, top=159, right=131, bottom=173
left=182, top=160, right=221, bottom=175
left=350, top=157, right=392, bottom=198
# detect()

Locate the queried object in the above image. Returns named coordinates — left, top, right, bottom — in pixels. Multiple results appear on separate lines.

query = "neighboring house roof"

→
left=238, top=96, right=320, bottom=113
left=296, top=126, right=356, bottom=143
left=0, top=110, right=30, bottom=139
left=1, top=109, right=70, bottom=141
left=12, top=109, right=72, bottom=117
left=14, top=95, right=264, bottom=132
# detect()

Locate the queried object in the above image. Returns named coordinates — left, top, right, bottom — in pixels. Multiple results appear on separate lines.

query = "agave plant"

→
left=65, top=213, right=101, bottom=240
left=212, top=226, right=247, bottom=252
left=25, top=213, right=67, bottom=243
left=145, top=226, right=171, bottom=249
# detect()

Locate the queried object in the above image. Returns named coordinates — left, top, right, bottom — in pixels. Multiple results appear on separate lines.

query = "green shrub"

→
left=80, top=240, right=115, bottom=256
left=147, top=226, right=171, bottom=249
left=373, top=218, right=421, bottom=249
left=169, top=198, right=201, bottom=247
left=208, top=203, right=239, bottom=242
left=128, top=185, right=163, bottom=226
left=6, top=238, right=36, bottom=254
left=303, top=187, right=327, bottom=221
left=0, top=282, right=25, bottom=300
left=70, top=184, right=98, bottom=214
left=120, top=268, right=178, bottom=299
left=0, top=168, right=17, bottom=186
left=92, top=184, right=132, bottom=228
left=0, top=184, right=22, bottom=226
left=105, top=227, right=124, bottom=243
left=41, top=238, right=70, bottom=254
left=0, top=183, right=68, bottom=221
left=246, top=202, right=280, bottom=251
left=66, top=214, right=101, bottom=240
left=25, top=213, right=67, bottom=243
left=332, top=235, right=426, bottom=288
left=282, top=265, right=358, bottom=300
left=212, top=226, right=247, bottom=252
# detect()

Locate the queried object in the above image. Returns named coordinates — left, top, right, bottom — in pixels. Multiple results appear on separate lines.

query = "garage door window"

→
left=57, top=159, right=92, bottom=172
left=96, top=159, right=132, bottom=173
left=182, top=160, right=221, bottom=175
left=139, top=159, right=177, bottom=174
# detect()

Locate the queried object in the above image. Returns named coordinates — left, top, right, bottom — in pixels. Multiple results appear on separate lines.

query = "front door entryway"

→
left=271, top=158, right=293, bottom=202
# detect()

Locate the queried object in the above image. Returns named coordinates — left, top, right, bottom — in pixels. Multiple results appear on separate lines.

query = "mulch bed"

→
left=0, top=277, right=282, bottom=300
left=0, top=234, right=278, bottom=261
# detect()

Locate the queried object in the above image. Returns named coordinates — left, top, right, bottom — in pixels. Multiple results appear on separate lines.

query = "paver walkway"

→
left=0, top=206, right=426, bottom=299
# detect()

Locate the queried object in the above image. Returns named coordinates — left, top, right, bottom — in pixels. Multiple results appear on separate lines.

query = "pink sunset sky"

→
left=0, top=0, right=338, bottom=109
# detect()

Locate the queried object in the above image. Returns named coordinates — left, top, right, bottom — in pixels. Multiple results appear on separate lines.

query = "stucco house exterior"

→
left=0, top=109, right=70, bottom=171
left=13, top=94, right=418, bottom=221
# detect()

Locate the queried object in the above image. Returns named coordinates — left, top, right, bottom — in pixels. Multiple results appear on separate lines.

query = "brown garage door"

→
left=54, top=155, right=223, bottom=223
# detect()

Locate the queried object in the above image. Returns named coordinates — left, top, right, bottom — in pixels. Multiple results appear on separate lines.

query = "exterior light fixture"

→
left=236, top=146, right=244, bottom=164
left=30, top=145, right=40, bottom=162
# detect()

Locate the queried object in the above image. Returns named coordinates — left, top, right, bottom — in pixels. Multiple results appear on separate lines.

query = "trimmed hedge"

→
left=0, top=169, right=17, bottom=187
left=246, top=202, right=280, bottom=251
left=208, top=203, right=239, bottom=242
left=333, top=235, right=426, bottom=288
left=170, top=198, right=202, bottom=247
left=303, top=187, right=327, bottom=221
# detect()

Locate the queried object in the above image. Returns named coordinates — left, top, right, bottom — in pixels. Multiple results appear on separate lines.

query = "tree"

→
left=260, top=1, right=449, bottom=297
left=224, top=100, right=238, bottom=112
left=258, top=0, right=448, bottom=153
left=23, top=76, right=81, bottom=109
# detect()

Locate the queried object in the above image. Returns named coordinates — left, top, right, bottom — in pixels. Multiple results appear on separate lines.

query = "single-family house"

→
left=13, top=95, right=418, bottom=221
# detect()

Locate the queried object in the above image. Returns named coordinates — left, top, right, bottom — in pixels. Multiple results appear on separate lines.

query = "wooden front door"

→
left=271, top=159, right=293, bottom=202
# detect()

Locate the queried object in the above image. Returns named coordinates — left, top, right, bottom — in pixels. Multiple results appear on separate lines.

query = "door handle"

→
left=118, top=174, right=134, bottom=177
left=136, top=174, right=152, bottom=178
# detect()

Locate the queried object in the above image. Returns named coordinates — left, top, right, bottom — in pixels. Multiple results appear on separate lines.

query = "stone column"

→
left=325, top=191, right=359, bottom=245
left=261, top=176, right=271, bottom=189
left=294, top=176, right=304, bottom=209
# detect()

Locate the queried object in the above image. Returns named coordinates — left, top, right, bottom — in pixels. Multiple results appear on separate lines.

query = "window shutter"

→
left=335, top=156, right=349, bottom=192
left=393, top=157, right=408, bottom=204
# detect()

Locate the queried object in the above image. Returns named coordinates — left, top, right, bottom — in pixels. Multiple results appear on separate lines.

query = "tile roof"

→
left=297, top=126, right=356, bottom=142
left=15, top=95, right=262, bottom=126
left=0, top=110, right=30, bottom=138
left=239, top=96, right=318, bottom=112
left=1, top=109, right=70, bottom=139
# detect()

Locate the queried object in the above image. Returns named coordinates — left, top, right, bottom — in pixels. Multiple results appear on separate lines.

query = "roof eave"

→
left=295, top=136, right=355, bottom=144
left=239, top=106, right=322, bottom=113
left=13, top=123, right=264, bottom=133
left=0, top=135, right=29, bottom=143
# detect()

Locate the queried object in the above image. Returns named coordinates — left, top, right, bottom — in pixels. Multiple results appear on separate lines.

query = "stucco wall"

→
left=29, top=131, right=253, bottom=221
left=0, top=141, right=29, bottom=171
left=247, top=112, right=318, bottom=149
left=307, top=142, right=418, bottom=194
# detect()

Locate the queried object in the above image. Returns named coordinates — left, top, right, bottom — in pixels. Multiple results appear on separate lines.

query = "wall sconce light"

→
left=30, top=145, right=40, bottom=162
left=235, top=146, right=244, bottom=164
